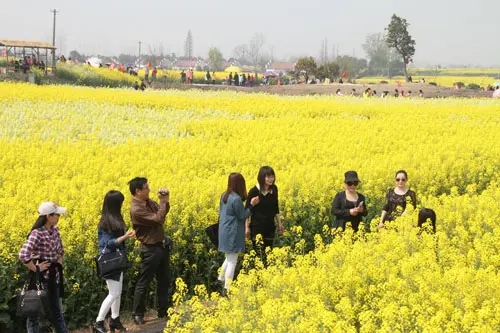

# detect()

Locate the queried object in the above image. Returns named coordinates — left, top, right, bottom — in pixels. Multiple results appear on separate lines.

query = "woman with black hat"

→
left=330, top=171, right=368, bottom=232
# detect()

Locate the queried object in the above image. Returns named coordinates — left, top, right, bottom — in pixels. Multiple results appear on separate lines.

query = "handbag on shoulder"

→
left=94, top=247, right=130, bottom=278
left=16, top=269, right=49, bottom=318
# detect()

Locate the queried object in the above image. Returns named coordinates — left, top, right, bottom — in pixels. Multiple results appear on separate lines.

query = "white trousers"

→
left=96, top=272, right=123, bottom=321
left=218, top=252, right=238, bottom=289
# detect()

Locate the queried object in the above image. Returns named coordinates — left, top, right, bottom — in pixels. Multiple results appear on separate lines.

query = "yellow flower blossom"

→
left=0, top=83, right=498, bottom=331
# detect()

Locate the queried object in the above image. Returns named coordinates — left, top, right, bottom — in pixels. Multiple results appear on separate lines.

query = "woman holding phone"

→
left=330, top=171, right=368, bottom=232
left=93, top=191, right=135, bottom=333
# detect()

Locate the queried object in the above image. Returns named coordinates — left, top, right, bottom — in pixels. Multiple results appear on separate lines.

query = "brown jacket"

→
left=130, top=197, right=170, bottom=245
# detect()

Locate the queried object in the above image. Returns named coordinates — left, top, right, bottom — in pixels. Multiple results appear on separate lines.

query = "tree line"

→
left=66, top=14, right=416, bottom=81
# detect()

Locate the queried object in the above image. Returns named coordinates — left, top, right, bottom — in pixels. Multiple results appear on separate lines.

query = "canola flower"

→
left=0, top=82, right=499, bottom=330
left=136, top=68, right=229, bottom=81
left=55, top=63, right=137, bottom=88
left=356, top=75, right=498, bottom=87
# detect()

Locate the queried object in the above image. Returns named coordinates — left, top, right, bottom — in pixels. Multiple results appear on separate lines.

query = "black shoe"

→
left=133, top=315, right=145, bottom=325
left=158, top=310, right=168, bottom=319
left=213, top=280, right=224, bottom=293
left=220, top=288, right=228, bottom=298
left=93, top=321, right=107, bottom=333
left=110, top=316, right=127, bottom=332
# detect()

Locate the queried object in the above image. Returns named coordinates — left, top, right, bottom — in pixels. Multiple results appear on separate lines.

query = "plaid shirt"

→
left=19, top=226, right=64, bottom=281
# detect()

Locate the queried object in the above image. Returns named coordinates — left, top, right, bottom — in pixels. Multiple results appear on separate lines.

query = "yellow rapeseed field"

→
left=136, top=68, right=230, bottom=82
left=356, top=75, right=498, bottom=87
left=0, top=82, right=499, bottom=331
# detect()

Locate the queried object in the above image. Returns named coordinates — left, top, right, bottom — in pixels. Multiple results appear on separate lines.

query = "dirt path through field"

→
left=70, top=316, right=166, bottom=333
left=151, top=81, right=496, bottom=98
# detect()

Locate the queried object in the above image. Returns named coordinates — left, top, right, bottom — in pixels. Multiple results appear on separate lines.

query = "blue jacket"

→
left=218, top=192, right=252, bottom=253
left=97, top=227, right=126, bottom=280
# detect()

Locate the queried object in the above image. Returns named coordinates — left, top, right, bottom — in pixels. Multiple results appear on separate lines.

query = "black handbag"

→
left=16, top=270, right=49, bottom=318
left=94, top=247, right=130, bottom=278
left=205, top=223, right=219, bottom=247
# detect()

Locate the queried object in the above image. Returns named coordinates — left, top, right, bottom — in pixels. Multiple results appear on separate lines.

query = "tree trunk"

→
left=403, top=59, right=409, bottom=82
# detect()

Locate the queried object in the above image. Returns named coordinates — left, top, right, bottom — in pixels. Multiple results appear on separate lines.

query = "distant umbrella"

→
left=225, top=66, right=241, bottom=73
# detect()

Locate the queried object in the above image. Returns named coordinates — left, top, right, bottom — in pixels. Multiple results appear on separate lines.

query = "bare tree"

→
left=248, top=33, right=265, bottom=68
left=259, top=50, right=271, bottom=68
left=318, top=37, right=328, bottom=64
left=184, top=30, right=193, bottom=58
left=159, top=43, right=165, bottom=58
left=232, top=44, right=249, bottom=63
left=362, top=33, right=390, bottom=75
left=148, top=44, right=162, bottom=67
left=58, top=35, right=66, bottom=56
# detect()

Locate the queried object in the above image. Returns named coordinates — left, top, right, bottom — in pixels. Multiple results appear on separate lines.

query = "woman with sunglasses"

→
left=330, top=171, right=367, bottom=232
left=378, top=170, right=417, bottom=228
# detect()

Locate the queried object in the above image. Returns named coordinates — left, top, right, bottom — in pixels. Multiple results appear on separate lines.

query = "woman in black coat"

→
left=330, top=171, right=367, bottom=232
left=245, top=166, right=283, bottom=265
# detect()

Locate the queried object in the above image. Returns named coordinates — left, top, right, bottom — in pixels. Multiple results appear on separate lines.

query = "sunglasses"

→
left=346, top=181, right=359, bottom=186
left=395, top=178, right=407, bottom=182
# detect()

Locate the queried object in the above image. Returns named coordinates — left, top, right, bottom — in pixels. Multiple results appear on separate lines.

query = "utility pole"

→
left=138, top=41, right=142, bottom=66
left=324, top=37, right=328, bottom=61
left=51, top=9, right=58, bottom=69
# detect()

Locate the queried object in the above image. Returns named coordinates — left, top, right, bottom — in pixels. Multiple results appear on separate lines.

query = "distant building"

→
left=172, top=58, right=208, bottom=70
left=265, top=61, right=296, bottom=75
left=172, top=60, right=197, bottom=70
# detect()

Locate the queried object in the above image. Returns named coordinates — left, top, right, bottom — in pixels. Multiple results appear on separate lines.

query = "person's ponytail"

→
left=27, top=215, right=47, bottom=238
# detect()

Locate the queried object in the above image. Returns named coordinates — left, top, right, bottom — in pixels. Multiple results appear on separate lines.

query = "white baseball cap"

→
left=38, top=202, right=67, bottom=216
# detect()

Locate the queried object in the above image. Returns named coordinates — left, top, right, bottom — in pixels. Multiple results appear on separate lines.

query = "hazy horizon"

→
left=2, top=0, right=499, bottom=67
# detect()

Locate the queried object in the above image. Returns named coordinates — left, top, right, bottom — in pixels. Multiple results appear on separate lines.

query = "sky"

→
left=1, top=0, right=499, bottom=67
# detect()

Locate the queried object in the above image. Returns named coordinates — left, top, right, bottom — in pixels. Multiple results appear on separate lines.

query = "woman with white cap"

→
left=19, top=202, right=68, bottom=333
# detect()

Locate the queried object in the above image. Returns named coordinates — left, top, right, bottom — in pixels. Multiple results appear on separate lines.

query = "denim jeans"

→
left=26, top=282, right=67, bottom=333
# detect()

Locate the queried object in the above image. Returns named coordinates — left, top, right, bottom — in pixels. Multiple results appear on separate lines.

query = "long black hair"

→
left=27, top=216, right=48, bottom=238
left=257, top=166, right=276, bottom=191
left=98, top=190, right=126, bottom=232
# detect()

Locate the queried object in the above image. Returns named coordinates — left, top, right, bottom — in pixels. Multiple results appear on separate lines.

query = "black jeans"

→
left=251, top=237, right=274, bottom=267
left=132, top=244, right=170, bottom=316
